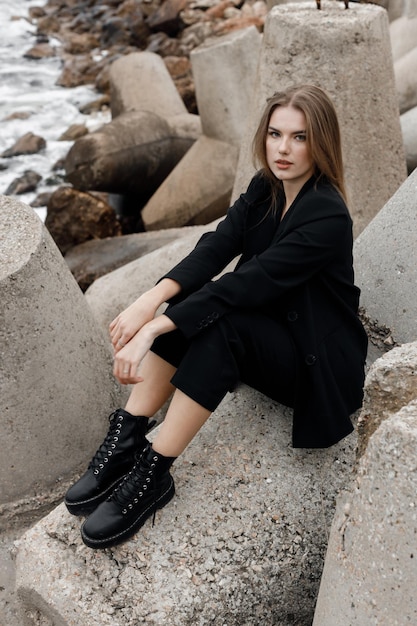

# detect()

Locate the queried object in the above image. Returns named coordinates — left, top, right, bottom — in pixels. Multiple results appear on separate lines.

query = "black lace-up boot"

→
left=64, top=409, right=154, bottom=516
left=81, top=443, right=176, bottom=549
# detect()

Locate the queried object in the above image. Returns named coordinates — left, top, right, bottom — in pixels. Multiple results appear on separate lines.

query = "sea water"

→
left=0, top=0, right=110, bottom=220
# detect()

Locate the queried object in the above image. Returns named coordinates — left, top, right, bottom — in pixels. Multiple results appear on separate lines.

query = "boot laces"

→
left=111, top=450, right=158, bottom=520
left=88, top=411, right=124, bottom=475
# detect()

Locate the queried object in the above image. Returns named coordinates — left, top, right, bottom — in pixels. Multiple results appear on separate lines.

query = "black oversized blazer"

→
left=161, top=173, right=368, bottom=448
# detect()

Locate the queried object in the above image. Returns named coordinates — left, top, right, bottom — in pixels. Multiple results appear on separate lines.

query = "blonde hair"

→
left=252, top=84, right=347, bottom=207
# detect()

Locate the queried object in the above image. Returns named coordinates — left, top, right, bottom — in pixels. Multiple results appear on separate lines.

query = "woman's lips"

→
left=276, top=160, right=292, bottom=169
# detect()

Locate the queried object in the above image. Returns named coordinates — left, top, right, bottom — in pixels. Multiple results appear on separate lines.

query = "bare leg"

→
left=124, top=351, right=176, bottom=417
left=151, top=389, right=211, bottom=457
left=124, top=351, right=211, bottom=456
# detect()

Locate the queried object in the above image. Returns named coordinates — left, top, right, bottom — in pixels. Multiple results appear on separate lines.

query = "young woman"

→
left=65, top=84, right=368, bottom=549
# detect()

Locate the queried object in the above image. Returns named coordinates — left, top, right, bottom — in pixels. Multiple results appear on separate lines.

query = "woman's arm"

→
left=112, top=312, right=177, bottom=384
left=109, top=278, right=181, bottom=351
left=164, top=193, right=352, bottom=338
left=160, top=174, right=267, bottom=295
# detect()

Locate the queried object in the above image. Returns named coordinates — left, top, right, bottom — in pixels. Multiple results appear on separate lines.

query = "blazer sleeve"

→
left=160, top=174, right=268, bottom=296
left=164, top=186, right=352, bottom=338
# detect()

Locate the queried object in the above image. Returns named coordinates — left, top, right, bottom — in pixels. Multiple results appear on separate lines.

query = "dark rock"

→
left=36, top=14, right=61, bottom=34
left=56, top=53, right=99, bottom=88
left=213, top=14, right=265, bottom=36
left=65, top=230, right=185, bottom=291
left=147, top=0, right=188, bottom=36
left=5, top=170, right=42, bottom=195
left=164, top=54, right=191, bottom=79
left=64, top=110, right=197, bottom=201
left=79, top=94, right=110, bottom=114
left=100, top=17, right=131, bottom=47
left=36, top=33, right=51, bottom=44
left=1, top=132, right=46, bottom=158
left=43, top=172, right=65, bottom=187
left=52, top=157, right=66, bottom=171
left=23, top=43, right=56, bottom=59
left=62, top=32, right=100, bottom=55
left=30, top=192, right=53, bottom=208
left=58, top=123, right=89, bottom=141
left=146, top=32, right=184, bottom=57
left=28, top=6, right=47, bottom=19
left=3, top=111, right=32, bottom=121
left=45, top=186, right=122, bottom=253
left=116, top=0, right=151, bottom=47
left=164, top=55, right=196, bottom=113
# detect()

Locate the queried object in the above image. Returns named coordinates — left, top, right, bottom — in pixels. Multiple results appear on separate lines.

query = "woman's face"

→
left=266, top=105, right=315, bottom=190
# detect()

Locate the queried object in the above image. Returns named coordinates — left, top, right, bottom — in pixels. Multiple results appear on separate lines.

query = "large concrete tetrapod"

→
left=0, top=197, right=125, bottom=512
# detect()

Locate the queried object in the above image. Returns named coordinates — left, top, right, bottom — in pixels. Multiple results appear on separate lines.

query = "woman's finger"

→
left=114, top=359, right=143, bottom=384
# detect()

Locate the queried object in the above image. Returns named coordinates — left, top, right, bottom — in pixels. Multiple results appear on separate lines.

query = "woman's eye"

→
left=268, top=130, right=280, bottom=138
left=295, top=134, right=306, bottom=142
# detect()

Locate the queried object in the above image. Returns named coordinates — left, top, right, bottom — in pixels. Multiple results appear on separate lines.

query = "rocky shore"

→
left=26, top=0, right=266, bottom=109
left=2, top=0, right=266, bottom=200
left=2, top=0, right=416, bottom=297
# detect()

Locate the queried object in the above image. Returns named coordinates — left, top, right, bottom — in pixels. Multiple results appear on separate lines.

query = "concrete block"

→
left=85, top=223, right=213, bottom=334
left=0, top=197, right=125, bottom=507
left=404, top=0, right=417, bottom=18
left=65, top=227, right=194, bottom=292
left=15, top=385, right=359, bottom=625
left=394, top=45, right=417, bottom=113
left=232, top=3, right=407, bottom=237
left=313, top=398, right=417, bottom=626
left=353, top=167, right=417, bottom=345
left=109, top=51, right=187, bottom=118
left=357, top=340, right=417, bottom=457
left=389, top=15, right=417, bottom=61
left=190, top=26, right=262, bottom=147
left=141, top=135, right=239, bottom=230
left=65, top=110, right=201, bottom=197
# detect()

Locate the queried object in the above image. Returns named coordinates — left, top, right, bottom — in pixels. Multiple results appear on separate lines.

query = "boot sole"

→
left=64, top=476, right=125, bottom=517
left=80, top=476, right=175, bottom=549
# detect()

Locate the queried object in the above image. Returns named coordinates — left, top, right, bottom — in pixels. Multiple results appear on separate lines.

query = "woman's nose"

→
left=278, top=137, right=289, bottom=153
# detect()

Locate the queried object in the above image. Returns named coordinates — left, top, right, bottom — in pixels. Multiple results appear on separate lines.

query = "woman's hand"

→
left=109, top=294, right=157, bottom=353
left=109, top=279, right=181, bottom=352
left=113, top=314, right=177, bottom=384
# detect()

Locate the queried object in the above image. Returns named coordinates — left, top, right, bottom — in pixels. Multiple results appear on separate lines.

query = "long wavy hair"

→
left=252, top=84, right=347, bottom=210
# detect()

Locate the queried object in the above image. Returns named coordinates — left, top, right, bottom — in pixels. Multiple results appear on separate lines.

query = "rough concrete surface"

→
left=0, top=196, right=126, bottom=505
left=357, top=341, right=417, bottom=457
left=14, top=386, right=359, bottom=625
left=313, top=399, right=417, bottom=626
left=190, top=26, right=261, bottom=147
left=354, top=167, right=417, bottom=345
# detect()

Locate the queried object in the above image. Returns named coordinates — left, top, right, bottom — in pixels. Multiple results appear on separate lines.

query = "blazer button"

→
left=287, top=310, right=298, bottom=322
left=305, top=354, right=317, bottom=366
